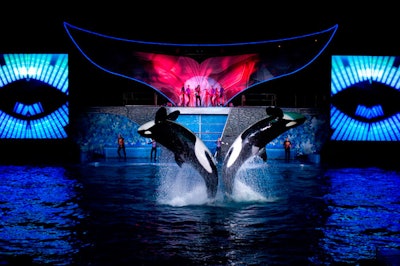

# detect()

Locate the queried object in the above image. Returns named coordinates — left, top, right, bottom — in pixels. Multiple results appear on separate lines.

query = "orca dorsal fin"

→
left=167, top=110, right=180, bottom=121
left=155, top=107, right=168, bottom=123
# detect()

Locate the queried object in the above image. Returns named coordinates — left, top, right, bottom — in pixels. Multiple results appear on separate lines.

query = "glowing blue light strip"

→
left=344, top=63, right=354, bottom=85
left=330, top=106, right=342, bottom=130
left=53, top=55, right=68, bottom=93
left=8, top=120, right=17, bottom=138
left=27, top=123, right=34, bottom=139
left=355, top=121, right=366, bottom=141
left=335, top=115, right=350, bottom=141
left=371, top=123, right=382, bottom=141
left=0, top=72, right=5, bottom=87
left=2, top=66, right=11, bottom=83
left=13, top=102, right=44, bottom=116
left=341, top=64, right=351, bottom=88
left=14, top=103, right=23, bottom=114
left=33, top=103, right=43, bottom=114
left=6, top=117, right=16, bottom=138
left=348, top=57, right=358, bottom=84
left=355, top=105, right=367, bottom=118
left=382, top=57, right=395, bottom=83
left=12, top=120, right=21, bottom=138
left=0, top=112, right=6, bottom=137
left=54, top=104, right=69, bottom=125
left=380, top=121, right=391, bottom=140
left=41, top=119, right=51, bottom=138
left=385, top=67, right=397, bottom=87
left=372, top=105, right=384, bottom=118
left=1, top=116, right=10, bottom=137
left=355, top=105, right=384, bottom=119
left=393, top=68, right=400, bottom=88
left=331, top=105, right=399, bottom=141
left=389, top=116, right=400, bottom=140
left=5, top=117, right=15, bottom=138
left=32, top=120, right=42, bottom=138
left=347, top=119, right=357, bottom=140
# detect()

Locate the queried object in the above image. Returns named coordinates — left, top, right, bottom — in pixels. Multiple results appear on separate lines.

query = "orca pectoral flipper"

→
left=174, top=153, right=185, bottom=167
left=167, top=110, right=180, bottom=121
left=258, top=147, right=267, bottom=161
left=154, top=107, right=180, bottom=124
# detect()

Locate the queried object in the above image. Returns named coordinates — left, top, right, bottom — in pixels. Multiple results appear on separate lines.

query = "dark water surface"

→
left=1, top=159, right=399, bottom=265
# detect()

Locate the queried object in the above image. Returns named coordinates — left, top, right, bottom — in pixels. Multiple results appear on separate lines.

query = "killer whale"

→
left=222, top=107, right=306, bottom=196
left=137, top=107, right=218, bottom=199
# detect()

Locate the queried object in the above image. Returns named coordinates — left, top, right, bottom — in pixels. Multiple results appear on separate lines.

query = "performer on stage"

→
left=185, top=84, right=191, bottom=106
left=195, top=84, right=202, bottom=107
left=179, top=84, right=186, bottom=106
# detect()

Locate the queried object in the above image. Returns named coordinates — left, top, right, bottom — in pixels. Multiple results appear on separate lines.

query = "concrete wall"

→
left=72, top=106, right=329, bottom=162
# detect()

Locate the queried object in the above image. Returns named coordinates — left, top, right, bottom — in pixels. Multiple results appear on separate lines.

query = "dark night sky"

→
left=1, top=3, right=399, bottom=107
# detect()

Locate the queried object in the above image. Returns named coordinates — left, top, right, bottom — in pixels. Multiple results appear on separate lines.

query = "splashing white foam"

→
left=156, top=164, right=209, bottom=207
left=155, top=156, right=279, bottom=206
left=231, top=179, right=273, bottom=202
left=229, top=159, right=280, bottom=203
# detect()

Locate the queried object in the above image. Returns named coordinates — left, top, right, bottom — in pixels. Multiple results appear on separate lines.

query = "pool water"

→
left=0, top=159, right=399, bottom=265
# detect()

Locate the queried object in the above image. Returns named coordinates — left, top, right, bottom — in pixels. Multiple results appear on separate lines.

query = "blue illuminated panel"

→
left=0, top=54, right=69, bottom=139
left=330, top=55, right=400, bottom=141
left=176, top=114, right=227, bottom=151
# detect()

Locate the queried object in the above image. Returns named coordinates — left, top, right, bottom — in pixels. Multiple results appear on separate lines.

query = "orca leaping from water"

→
left=222, top=107, right=306, bottom=196
left=137, top=107, right=218, bottom=199
left=138, top=106, right=305, bottom=200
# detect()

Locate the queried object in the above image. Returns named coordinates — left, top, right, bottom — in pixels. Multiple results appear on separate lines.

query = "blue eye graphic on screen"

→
left=330, top=55, right=400, bottom=141
left=0, top=54, right=69, bottom=139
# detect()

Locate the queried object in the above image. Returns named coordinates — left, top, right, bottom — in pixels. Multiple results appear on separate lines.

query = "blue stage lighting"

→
left=330, top=55, right=400, bottom=141
left=0, top=54, right=69, bottom=139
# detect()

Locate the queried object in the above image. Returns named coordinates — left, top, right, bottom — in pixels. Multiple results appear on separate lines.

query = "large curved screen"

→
left=65, top=22, right=337, bottom=106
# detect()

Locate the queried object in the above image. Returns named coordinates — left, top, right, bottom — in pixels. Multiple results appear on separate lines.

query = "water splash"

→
left=155, top=155, right=280, bottom=206
left=230, top=159, right=280, bottom=203
left=156, top=164, right=210, bottom=207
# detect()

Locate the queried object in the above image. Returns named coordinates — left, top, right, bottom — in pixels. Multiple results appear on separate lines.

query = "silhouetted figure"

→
left=179, top=85, right=186, bottom=106
left=195, top=84, right=202, bottom=106
left=185, top=84, right=191, bottom=106
left=214, top=137, right=227, bottom=163
left=117, top=134, right=126, bottom=160
left=283, top=137, right=291, bottom=161
left=218, top=86, right=224, bottom=106
left=150, top=138, right=157, bottom=161
left=210, top=87, right=216, bottom=106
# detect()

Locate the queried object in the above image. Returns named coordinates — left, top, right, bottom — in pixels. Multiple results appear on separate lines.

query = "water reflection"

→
left=0, top=162, right=399, bottom=265
left=312, top=167, right=400, bottom=264
left=0, top=165, right=86, bottom=265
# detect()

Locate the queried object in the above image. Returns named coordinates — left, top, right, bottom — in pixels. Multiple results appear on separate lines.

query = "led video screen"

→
left=0, top=54, right=69, bottom=139
left=330, top=55, right=400, bottom=141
